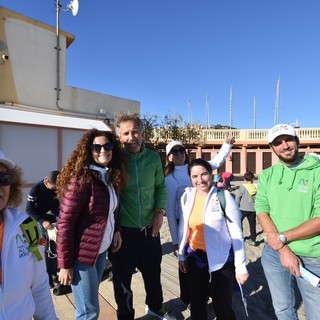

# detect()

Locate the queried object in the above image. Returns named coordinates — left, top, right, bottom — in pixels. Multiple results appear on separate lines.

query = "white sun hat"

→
left=166, top=141, right=185, bottom=155
left=0, top=151, right=15, bottom=170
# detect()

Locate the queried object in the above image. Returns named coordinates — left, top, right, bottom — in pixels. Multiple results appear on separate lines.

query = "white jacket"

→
left=0, top=208, right=57, bottom=320
left=165, top=142, right=233, bottom=245
left=179, top=186, right=248, bottom=275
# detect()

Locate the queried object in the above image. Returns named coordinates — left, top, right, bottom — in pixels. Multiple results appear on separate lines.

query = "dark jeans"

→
left=186, top=254, right=236, bottom=320
left=46, top=239, right=57, bottom=275
left=241, top=210, right=257, bottom=241
left=110, top=227, right=163, bottom=320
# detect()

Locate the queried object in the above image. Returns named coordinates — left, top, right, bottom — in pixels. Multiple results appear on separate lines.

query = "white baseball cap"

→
left=267, top=124, right=297, bottom=143
left=166, top=141, right=185, bottom=155
left=0, top=151, right=15, bottom=170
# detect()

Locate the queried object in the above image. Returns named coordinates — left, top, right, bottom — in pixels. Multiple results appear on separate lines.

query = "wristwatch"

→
left=156, top=208, right=166, bottom=216
left=278, top=233, right=287, bottom=244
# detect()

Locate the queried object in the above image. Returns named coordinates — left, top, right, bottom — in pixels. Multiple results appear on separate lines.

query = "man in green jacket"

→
left=255, top=124, right=320, bottom=320
left=111, top=112, right=176, bottom=320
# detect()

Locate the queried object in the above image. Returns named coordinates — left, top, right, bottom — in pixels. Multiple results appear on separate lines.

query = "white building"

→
left=0, top=6, right=140, bottom=208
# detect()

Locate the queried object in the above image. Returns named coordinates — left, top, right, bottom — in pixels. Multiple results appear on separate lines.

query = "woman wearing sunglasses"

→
left=164, top=136, right=235, bottom=309
left=0, top=151, right=57, bottom=319
left=56, top=129, right=126, bottom=320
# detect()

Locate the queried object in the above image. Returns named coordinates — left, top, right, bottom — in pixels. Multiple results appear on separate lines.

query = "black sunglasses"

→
left=90, top=142, right=114, bottom=153
left=170, top=148, right=185, bottom=156
left=0, top=172, right=14, bottom=186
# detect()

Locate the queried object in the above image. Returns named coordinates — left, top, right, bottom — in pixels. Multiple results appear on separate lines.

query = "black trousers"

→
left=241, top=210, right=257, bottom=241
left=186, top=254, right=236, bottom=320
left=46, top=239, right=57, bottom=275
left=179, top=268, right=191, bottom=305
left=39, top=223, right=57, bottom=276
left=110, top=227, right=163, bottom=320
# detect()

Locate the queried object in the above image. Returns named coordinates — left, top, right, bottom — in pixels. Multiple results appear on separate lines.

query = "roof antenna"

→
left=55, top=0, right=79, bottom=110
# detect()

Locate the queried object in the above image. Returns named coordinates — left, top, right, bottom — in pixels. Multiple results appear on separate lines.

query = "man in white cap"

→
left=255, top=124, right=320, bottom=320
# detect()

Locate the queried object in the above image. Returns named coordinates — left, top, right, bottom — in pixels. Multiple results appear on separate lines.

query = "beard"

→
left=276, top=147, right=300, bottom=166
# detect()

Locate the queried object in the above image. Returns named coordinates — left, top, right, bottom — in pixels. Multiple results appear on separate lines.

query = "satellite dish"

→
left=67, top=0, right=79, bottom=16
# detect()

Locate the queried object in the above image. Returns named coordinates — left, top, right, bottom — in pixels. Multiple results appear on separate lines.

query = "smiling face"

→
left=91, top=135, right=113, bottom=167
left=190, top=164, right=213, bottom=195
left=168, top=146, right=186, bottom=166
left=118, top=120, right=143, bottom=154
left=0, top=164, right=10, bottom=211
left=270, top=135, right=299, bottom=165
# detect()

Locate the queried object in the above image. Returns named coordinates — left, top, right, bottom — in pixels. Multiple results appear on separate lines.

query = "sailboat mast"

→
left=206, top=93, right=210, bottom=128
left=253, top=96, right=256, bottom=129
left=273, top=77, right=280, bottom=125
left=188, top=99, right=192, bottom=123
left=229, top=87, right=233, bottom=129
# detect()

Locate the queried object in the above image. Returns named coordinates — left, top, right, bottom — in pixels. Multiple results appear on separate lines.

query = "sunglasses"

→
left=0, top=172, right=14, bottom=186
left=170, top=148, right=185, bottom=156
left=90, top=142, right=114, bottom=153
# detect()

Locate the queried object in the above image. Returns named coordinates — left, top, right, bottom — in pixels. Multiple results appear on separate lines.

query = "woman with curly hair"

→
left=56, top=129, right=126, bottom=320
left=0, top=151, right=57, bottom=319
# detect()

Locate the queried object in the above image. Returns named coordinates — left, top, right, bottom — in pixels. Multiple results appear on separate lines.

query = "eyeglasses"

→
left=0, top=172, right=14, bottom=186
left=90, top=143, right=114, bottom=153
left=170, top=148, right=185, bottom=156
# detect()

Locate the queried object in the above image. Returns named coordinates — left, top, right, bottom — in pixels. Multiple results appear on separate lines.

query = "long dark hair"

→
left=56, top=129, right=126, bottom=198
left=164, top=150, right=189, bottom=177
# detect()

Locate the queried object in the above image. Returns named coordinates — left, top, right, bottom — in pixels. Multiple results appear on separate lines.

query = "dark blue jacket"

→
left=26, top=179, right=59, bottom=224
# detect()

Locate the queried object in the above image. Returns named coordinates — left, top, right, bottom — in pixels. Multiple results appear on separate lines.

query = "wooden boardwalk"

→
left=51, top=245, right=257, bottom=320
left=51, top=218, right=306, bottom=320
left=51, top=253, right=192, bottom=320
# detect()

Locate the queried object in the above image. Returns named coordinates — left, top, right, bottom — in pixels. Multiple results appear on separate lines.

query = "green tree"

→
left=141, top=111, right=205, bottom=152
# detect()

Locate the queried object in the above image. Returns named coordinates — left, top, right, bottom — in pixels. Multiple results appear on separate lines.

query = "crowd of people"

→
left=1, top=117, right=319, bottom=320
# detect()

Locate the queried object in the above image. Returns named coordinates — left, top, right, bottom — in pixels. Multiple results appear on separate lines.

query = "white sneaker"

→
left=145, top=305, right=177, bottom=320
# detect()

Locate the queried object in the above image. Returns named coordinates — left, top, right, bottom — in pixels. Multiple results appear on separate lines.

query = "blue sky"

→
left=2, top=0, right=320, bottom=129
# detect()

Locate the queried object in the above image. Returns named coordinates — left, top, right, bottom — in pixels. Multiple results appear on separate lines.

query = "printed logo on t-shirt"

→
left=297, top=178, right=309, bottom=193
left=210, top=197, right=221, bottom=213
left=15, top=234, right=29, bottom=258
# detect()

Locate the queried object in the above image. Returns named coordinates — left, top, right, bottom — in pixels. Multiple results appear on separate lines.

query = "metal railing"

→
left=153, top=128, right=320, bottom=145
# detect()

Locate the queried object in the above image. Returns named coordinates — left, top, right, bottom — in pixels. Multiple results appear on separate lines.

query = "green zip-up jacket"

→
left=120, top=145, right=166, bottom=228
left=255, top=155, right=320, bottom=257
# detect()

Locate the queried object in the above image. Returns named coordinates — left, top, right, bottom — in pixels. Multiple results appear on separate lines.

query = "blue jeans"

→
left=71, top=251, right=107, bottom=320
left=262, top=243, right=320, bottom=320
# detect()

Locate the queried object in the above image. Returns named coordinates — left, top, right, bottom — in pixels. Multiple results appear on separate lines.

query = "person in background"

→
left=0, top=151, right=57, bottom=319
left=255, top=124, right=320, bottom=320
left=179, top=158, right=248, bottom=320
left=56, top=129, right=126, bottom=320
left=110, top=112, right=176, bottom=320
left=26, top=170, right=60, bottom=288
left=164, top=136, right=235, bottom=309
left=236, top=171, right=258, bottom=246
left=217, top=171, right=235, bottom=191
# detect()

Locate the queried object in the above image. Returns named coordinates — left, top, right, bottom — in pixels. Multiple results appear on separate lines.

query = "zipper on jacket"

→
left=1, top=212, right=27, bottom=305
left=133, top=157, right=142, bottom=228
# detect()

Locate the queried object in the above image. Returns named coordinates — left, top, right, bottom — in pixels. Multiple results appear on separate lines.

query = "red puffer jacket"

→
left=57, top=174, right=114, bottom=268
